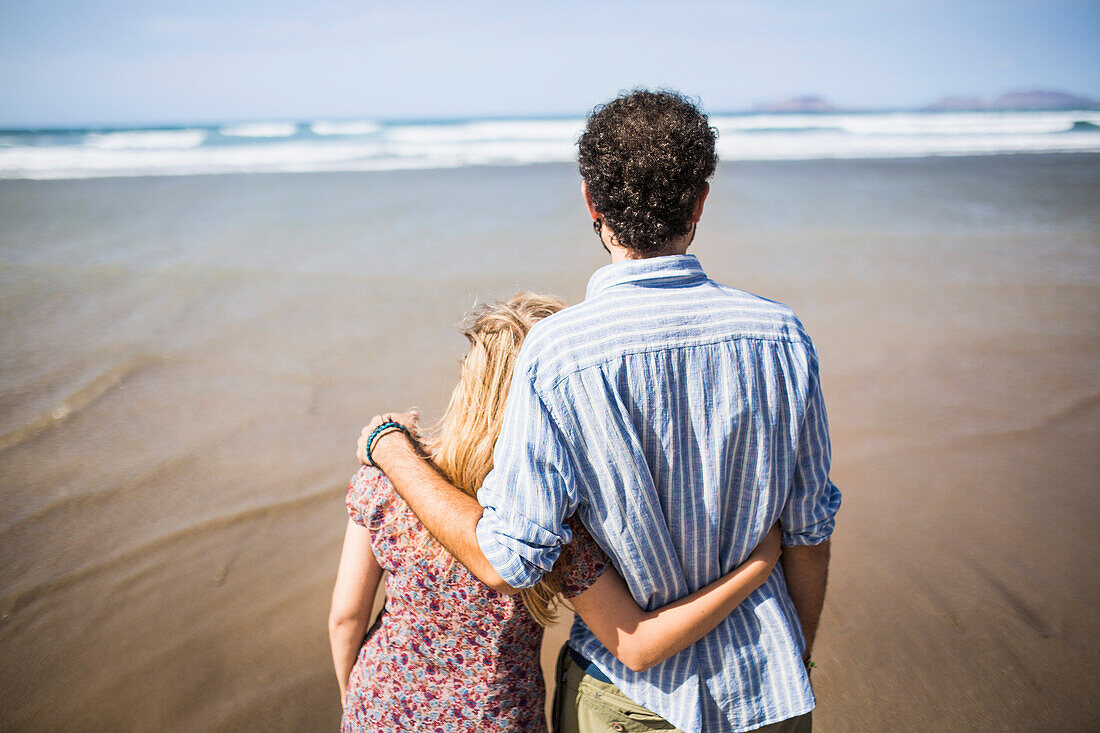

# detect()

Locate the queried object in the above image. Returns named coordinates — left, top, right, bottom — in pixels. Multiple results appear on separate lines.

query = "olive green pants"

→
left=552, top=646, right=812, bottom=733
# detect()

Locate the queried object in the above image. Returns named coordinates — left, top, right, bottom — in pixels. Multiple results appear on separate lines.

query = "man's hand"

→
left=758, top=523, right=783, bottom=564
left=357, top=410, right=421, bottom=468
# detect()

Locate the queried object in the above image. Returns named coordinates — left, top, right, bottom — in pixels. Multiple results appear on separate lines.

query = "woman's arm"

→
left=328, top=519, right=384, bottom=704
left=570, top=524, right=781, bottom=673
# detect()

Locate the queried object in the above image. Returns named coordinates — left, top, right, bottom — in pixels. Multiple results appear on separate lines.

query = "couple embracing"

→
left=330, top=90, right=841, bottom=733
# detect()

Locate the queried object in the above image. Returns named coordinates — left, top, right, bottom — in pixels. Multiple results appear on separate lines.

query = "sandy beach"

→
left=1, top=155, right=1098, bottom=731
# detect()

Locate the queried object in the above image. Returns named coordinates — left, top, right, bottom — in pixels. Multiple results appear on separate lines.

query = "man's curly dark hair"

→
left=578, top=89, right=718, bottom=254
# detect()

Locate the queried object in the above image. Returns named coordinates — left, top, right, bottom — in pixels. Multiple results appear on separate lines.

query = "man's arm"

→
left=780, top=540, right=830, bottom=660
left=361, top=413, right=518, bottom=594
left=779, top=351, right=840, bottom=662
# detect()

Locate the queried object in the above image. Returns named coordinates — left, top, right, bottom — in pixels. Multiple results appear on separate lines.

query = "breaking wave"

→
left=3, top=110, right=1099, bottom=179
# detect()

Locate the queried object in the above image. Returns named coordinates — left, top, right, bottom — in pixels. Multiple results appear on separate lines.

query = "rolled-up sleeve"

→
left=475, top=365, right=578, bottom=589
left=781, top=357, right=842, bottom=546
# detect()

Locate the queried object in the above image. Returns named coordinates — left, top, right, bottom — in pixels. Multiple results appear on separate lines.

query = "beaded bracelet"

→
left=364, top=420, right=412, bottom=467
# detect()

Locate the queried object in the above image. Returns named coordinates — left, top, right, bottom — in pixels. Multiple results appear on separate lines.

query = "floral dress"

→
left=342, top=466, right=608, bottom=733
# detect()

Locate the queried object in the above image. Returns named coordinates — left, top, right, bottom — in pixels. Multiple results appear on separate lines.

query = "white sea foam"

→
left=2, top=112, right=1098, bottom=179
left=0, top=138, right=574, bottom=179
left=84, top=129, right=208, bottom=149
left=712, top=110, right=1100, bottom=136
left=716, top=130, right=1100, bottom=160
left=310, top=120, right=381, bottom=136
left=385, top=119, right=584, bottom=144
left=219, top=122, right=299, bottom=138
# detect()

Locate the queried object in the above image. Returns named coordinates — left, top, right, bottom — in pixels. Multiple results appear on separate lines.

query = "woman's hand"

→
left=753, top=522, right=783, bottom=566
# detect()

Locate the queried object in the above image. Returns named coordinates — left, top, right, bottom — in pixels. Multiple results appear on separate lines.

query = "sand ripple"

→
left=0, top=356, right=156, bottom=453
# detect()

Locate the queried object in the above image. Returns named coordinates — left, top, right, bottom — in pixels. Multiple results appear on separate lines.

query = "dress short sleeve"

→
left=557, top=519, right=609, bottom=598
left=346, top=465, right=393, bottom=531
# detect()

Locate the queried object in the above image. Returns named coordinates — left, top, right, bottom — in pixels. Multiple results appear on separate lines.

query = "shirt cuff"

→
left=782, top=480, right=842, bottom=546
left=475, top=508, right=571, bottom=590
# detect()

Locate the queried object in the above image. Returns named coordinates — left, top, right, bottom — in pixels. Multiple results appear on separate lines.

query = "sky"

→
left=1, top=0, right=1098, bottom=127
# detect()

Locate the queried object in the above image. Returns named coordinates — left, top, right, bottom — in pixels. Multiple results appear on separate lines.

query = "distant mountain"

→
left=924, top=90, right=1099, bottom=111
left=754, top=96, right=838, bottom=113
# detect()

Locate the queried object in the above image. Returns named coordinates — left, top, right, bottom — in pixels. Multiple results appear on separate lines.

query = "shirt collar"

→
left=585, top=254, right=708, bottom=300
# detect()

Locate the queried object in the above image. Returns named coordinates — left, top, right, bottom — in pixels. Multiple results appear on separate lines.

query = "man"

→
left=359, top=89, right=840, bottom=733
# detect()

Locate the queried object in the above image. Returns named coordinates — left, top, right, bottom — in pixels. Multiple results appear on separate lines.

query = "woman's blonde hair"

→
left=427, top=291, right=569, bottom=626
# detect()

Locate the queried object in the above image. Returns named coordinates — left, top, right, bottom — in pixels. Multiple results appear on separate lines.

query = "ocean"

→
left=0, top=123, right=1098, bottom=730
left=2, top=109, right=1100, bottom=179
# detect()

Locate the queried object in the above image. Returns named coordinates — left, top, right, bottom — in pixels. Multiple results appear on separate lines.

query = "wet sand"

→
left=1, top=156, right=1098, bottom=730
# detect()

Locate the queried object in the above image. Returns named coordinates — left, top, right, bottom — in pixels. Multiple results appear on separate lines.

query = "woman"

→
left=329, top=292, right=781, bottom=732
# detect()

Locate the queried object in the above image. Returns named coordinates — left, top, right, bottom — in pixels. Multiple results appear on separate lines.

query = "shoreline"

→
left=2, top=153, right=1097, bottom=730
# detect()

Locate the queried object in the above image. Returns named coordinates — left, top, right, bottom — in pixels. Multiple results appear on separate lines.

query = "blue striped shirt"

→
left=475, top=254, right=841, bottom=732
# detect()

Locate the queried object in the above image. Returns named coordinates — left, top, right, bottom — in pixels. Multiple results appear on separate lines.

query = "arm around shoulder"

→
left=365, top=422, right=518, bottom=594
